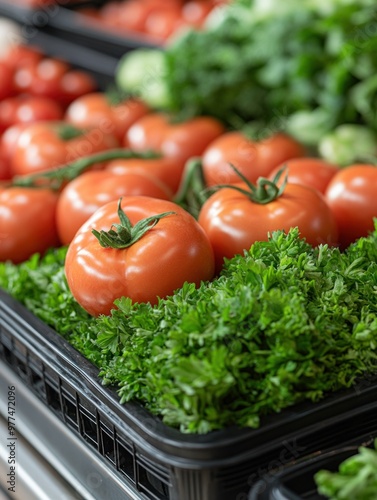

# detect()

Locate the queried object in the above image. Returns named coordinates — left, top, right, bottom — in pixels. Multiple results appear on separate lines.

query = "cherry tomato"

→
left=11, top=121, right=118, bottom=177
left=66, top=93, right=149, bottom=142
left=0, top=95, right=64, bottom=134
left=269, top=158, right=340, bottom=195
left=202, top=131, right=306, bottom=187
left=0, top=44, right=43, bottom=70
left=65, top=196, right=215, bottom=316
left=0, top=187, right=60, bottom=263
left=106, top=157, right=182, bottom=194
left=56, top=169, right=172, bottom=245
left=126, top=113, right=225, bottom=162
left=199, top=182, right=339, bottom=273
left=14, top=58, right=70, bottom=97
left=325, top=164, right=377, bottom=249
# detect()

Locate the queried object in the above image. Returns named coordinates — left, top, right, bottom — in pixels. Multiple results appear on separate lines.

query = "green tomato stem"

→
left=10, top=148, right=161, bottom=190
left=92, top=198, right=176, bottom=249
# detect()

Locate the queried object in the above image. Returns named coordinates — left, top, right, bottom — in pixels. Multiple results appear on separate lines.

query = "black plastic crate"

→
left=248, top=435, right=376, bottom=500
left=1, top=287, right=377, bottom=500
left=39, top=0, right=162, bottom=59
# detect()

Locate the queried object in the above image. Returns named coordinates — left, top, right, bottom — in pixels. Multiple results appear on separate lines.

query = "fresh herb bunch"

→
left=1, top=225, right=377, bottom=433
left=163, top=0, right=377, bottom=135
left=315, top=439, right=377, bottom=499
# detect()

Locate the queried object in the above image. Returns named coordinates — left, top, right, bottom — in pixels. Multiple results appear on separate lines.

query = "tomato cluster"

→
left=81, top=0, right=230, bottom=44
left=1, top=44, right=377, bottom=317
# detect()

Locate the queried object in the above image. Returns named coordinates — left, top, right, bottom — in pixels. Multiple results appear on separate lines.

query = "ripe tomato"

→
left=66, top=93, right=149, bottom=142
left=65, top=196, right=215, bottom=316
left=199, top=181, right=338, bottom=273
left=0, top=95, right=64, bottom=134
left=0, top=187, right=60, bottom=263
left=106, top=156, right=182, bottom=194
left=269, top=158, right=340, bottom=194
left=56, top=169, right=172, bottom=245
left=11, top=121, right=118, bottom=177
left=202, top=131, right=306, bottom=187
left=325, top=164, right=377, bottom=249
left=126, top=113, right=225, bottom=162
left=14, top=58, right=70, bottom=96
left=0, top=44, right=43, bottom=70
left=57, top=70, right=98, bottom=107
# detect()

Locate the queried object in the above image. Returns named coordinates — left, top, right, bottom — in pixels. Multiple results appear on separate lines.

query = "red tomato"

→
left=11, top=121, right=118, bottom=177
left=126, top=113, right=225, bottom=162
left=0, top=65, right=15, bottom=101
left=0, top=187, right=60, bottom=263
left=66, top=93, right=149, bottom=142
left=106, top=157, right=182, bottom=194
left=14, top=58, right=70, bottom=97
left=202, top=131, right=306, bottom=187
left=56, top=169, right=172, bottom=245
left=269, top=158, right=340, bottom=194
left=0, top=95, right=64, bottom=134
left=325, top=164, right=377, bottom=249
left=65, top=196, right=215, bottom=316
left=57, top=70, right=97, bottom=107
left=199, top=182, right=339, bottom=273
left=0, top=44, right=43, bottom=70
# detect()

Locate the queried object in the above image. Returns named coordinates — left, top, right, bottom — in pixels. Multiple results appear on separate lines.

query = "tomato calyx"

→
left=10, top=148, right=161, bottom=190
left=92, top=198, right=176, bottom=249
left=174, top=158, right=208, bottom=217
left=212, top=164, right=288, bottom=205
left=56, top=123, right=85, bottom=141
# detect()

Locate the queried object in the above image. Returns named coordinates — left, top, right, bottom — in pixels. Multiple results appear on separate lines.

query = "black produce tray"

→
left=25, top=30, right=118, bottom=90
left=2, top=288, right=377, bottom=500
left=41, top=1, right=162, bottom=59
left=0, top=0, right=36, bottom=23
left=248, top=436, right=376, bottom=500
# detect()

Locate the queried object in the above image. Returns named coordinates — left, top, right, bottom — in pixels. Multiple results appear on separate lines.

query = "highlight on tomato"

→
left=325, top=164, right=377, bottom=249
left=201, top=131, right=306, bottom=187
left=65, top=196, right=215, bottom=316
left=56, top=169, right=172, bottom=245
left=0, top=186, right=60, bottom=264
left=269, top=157, right=340, bottom=195
left=198, top=168, right=339, bottom=273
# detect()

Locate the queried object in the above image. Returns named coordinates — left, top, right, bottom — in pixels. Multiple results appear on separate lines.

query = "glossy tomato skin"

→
left=106, top=156, right=186, bottom=194
left=126, top=113, right=225, bottom=162
left=0, top=95, right=64, bottom=134
left=0, top=187, right=60, bottom=263
left=66, top=93, right=149, bottom=142
left=269, top=157, right=340, bottom=195
left=202, top=131, right=305, bottom=187
left=325, top=164, right=377, bottom=249
left=65, top=196, right=215, bottom=316
left=56, top=169, right=172, bottom=245
left=199, top=182, right=339, bottom=273
left=11, top=121, right=118, bottom=177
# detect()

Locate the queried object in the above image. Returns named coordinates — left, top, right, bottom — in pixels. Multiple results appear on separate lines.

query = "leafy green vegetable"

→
left=1, top=225, right=377, bottom=433
left=144, top=0, right=377, bottom=141
left=315, top=439, right=377, bottom=499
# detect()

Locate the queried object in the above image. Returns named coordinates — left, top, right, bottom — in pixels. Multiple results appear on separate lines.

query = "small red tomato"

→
left=65, top=196, right=215, bottom=316
left=0, top=95, right=64, bottom=134
left=269, top=158, right=340, bottom=194
left=56, top=169, right=172, bottom=245
left=0, top=187, right=60, bottom=263
left=325, top=164, right=377, bottom=249
left=199, top=181, right=339, bottom=273
left=202, top=131, right=306, bottom=187
left=66, top=93, right=149, bottom=142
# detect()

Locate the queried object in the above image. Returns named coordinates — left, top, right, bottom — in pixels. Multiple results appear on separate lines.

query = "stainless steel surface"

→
left=0, top=361, right=140, bottom=500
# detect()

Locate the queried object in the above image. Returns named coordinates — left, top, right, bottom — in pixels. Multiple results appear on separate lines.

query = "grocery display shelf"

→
left=1, top=287, right=377, bottom=500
